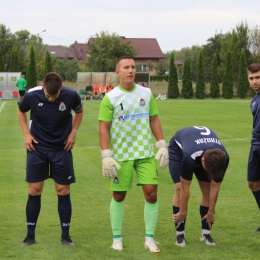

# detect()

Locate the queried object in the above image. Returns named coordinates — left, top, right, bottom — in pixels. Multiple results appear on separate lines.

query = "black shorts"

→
left=168, top=137, right=210, bottom=183
left=248, top=145, right=260, bottom=181
left=26, top=149, right=75, bottom=185
left=19, top=90, right=25, bottom=96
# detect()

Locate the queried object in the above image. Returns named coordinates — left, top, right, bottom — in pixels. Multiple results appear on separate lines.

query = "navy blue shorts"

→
left=168, top=137, right=210, bottom=183
left=26, top=149, right=75, bottom=184
left=248, top=145, right=260, bottom=181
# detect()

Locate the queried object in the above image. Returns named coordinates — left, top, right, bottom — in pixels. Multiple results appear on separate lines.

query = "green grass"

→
left=0, top=98, right=258, bottom=260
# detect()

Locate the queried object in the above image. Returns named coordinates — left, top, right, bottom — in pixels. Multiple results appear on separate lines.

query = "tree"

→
left=0, top=47, right=4, bottom=71
left=26, top=45, right=37, bottom=89
left=9, top=48, right=15, bottom=72
left=222, top=51, right=233, bottom=99
left=237, top=49, right=249, bottom=98
left=195, top=51, right=205, bottom=99
left=53, top=58, right=81, bottom=81
left=87, top=31, right=137, bottom=72
left=168, top=52, right=179, bottom=98
left=210, top=53, right=220, bottom=98
left=146, top=59, right=155, bottom=72
left=44, top=50, right=53, bottom=76
left=10, top=48, right=19, bottom=72
left=181, top=57, right=193, bottom=98
left=155, top=59, right=168, bottom=75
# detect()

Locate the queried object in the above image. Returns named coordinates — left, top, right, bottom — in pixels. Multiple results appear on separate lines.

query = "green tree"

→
left=44, top=50, right=53, bottom=76
left=195, top=51, right=205, bottom=99
left=181, top=57, right=193, bottom=98
left=87, top=31, right=137, bottom=72
left=0, top=47, right=4, bottom=71
left=237, top=49, right=249, bottom=98
left=222, top=51, right=233, bottom=99
left=210, top=53, right=220, bottom=98
left=155, top=59, right=168, bottom=75
left=26, top=45, right=38, bottom=89
left=146, top=59, right=155, bottom=72
left=168, top=52, right=179, bottom=98
left=9, top=48, right=15, bottom=72
left=53, top=58, right=81, bottom=81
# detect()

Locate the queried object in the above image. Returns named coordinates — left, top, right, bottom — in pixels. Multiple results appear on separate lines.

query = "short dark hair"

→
left=247, top=63, right=260, bottom=74
left=116, top=56, right=134, bottom=68
left=43, top=72, right=62, bottom=95
left=203, top=148, right=226, bottom=180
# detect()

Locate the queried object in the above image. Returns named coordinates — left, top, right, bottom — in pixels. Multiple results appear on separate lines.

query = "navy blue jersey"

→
left=250, top=93, right=260, bottom=145
left=19, top=86, right=82, bottom=150
left=169, top=126, right=229, bottom=181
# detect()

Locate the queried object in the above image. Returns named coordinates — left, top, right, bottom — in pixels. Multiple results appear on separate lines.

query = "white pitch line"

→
left=0, top=102, right=5, bottom=113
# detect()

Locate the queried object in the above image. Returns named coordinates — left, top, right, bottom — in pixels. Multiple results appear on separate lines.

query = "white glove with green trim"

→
left=155, top=140, right=169, bottom=169
left=101, top=149, right=121, bottom=178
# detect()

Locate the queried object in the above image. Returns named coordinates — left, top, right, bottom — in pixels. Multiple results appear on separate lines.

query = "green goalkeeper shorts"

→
left=110, top=157, right=158, bottom=191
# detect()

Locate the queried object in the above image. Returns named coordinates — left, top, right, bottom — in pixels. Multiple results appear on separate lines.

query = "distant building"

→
left=46, top=37, right=165, bottom=74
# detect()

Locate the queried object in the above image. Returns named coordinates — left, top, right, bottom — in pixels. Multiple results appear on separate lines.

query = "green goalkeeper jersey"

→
left=98, top=84, right=158, bottom=161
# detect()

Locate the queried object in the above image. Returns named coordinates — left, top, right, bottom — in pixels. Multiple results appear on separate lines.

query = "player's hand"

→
left=201, top=212, right=215, bottom=229
left=64, top=129, right=77, bottom=151
left=173, top=212, right=187, bottom=228
left=24, top=133, right=38, bottom=151
left=155, top=140, right=169, bottom=168
left=101, top=149, right=121, bottom=178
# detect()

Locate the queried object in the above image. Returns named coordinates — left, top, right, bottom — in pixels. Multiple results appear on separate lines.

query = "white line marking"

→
left=0, top=102, right=5, bottom=113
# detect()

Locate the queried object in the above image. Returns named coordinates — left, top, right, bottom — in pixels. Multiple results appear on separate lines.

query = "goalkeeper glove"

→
left=101, top=149, right=121, bottom=178
left=155, top=140, right=169, bottom=168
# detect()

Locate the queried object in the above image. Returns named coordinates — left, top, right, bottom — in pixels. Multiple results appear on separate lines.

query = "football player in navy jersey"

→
left=18, top=72, right=83, bottom=246
left=247, top=63, right=260, bottom=232
left=168, top=126, right=229, bottom=247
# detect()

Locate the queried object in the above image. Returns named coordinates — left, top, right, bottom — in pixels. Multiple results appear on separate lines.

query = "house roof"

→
left=120, top=37, right=165, bottom=59
left=174, top=59, right=183, bottom=65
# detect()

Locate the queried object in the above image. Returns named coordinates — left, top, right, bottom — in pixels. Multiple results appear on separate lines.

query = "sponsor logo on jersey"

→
left=118, top=116, right=125, bottom=121
left=140, top=98, right=146, bottom=106
left=59, top=102, right=66, bottom=111
left=38, top=103, right=44, bottom=106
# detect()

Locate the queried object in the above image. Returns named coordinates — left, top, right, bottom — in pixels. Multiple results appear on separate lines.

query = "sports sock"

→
left=173, top=206, right=185, bottom=235
left=200, top=205, right=211, bottom=233
left=58, top=194, right=72, bottom=237
left=252, top=190, right=260, bottom=209
left=26, top=194, right=41, bottom=236
left=110, top=197, right=124, bottom=237
left=144, top=201, right=158, bottom=237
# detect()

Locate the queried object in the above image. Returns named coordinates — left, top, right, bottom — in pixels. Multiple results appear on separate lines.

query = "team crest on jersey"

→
left=59, top=102, right=66, bottom=111
left=140, top=98, right=146, bottom=106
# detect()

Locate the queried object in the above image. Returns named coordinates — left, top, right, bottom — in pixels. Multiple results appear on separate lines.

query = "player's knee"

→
left=248, top=181, right=260, bottom=191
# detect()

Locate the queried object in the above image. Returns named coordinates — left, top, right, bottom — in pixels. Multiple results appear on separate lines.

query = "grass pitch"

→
left=0, top=98, right=259, bottom=260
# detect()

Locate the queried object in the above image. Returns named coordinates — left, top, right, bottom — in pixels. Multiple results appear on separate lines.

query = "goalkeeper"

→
left=98, top=56, right=168, bottom=254
left=169, top=126, right=229, bottom=247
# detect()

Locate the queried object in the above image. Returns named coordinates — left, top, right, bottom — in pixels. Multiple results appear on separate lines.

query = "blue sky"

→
left=1, top=0, right=259, bottom=52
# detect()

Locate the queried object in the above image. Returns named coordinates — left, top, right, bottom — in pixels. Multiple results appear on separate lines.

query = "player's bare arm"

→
left=149, top=115, right=164, bottom=141
left=64, top=107, right=83, bottom=151
left=18, top=109, right=38, bottom=151
left=174, top=177, right=191, bottom=228
left=99, top=121, right=111, bottom=150
left=201, top=180, right=221, bottom=229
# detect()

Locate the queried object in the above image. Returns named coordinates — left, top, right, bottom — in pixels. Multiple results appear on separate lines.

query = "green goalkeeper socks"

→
left=144, top=201, right=158, bottom=236
left=110, top=197, right=124, bottom=237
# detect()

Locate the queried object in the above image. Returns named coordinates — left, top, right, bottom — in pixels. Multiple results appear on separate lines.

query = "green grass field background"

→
left=0, top=98, right=259, bottom=260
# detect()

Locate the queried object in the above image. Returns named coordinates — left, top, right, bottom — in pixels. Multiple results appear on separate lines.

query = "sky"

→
left=1, top=0, right=259, bottom=53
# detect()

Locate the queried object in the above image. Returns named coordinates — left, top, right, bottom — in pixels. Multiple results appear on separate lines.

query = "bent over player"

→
left=18, top=72, right=83, bottom=246
left=169, top=126, right=229, bottom=247
left=98, top=56, right=169, bottom=253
